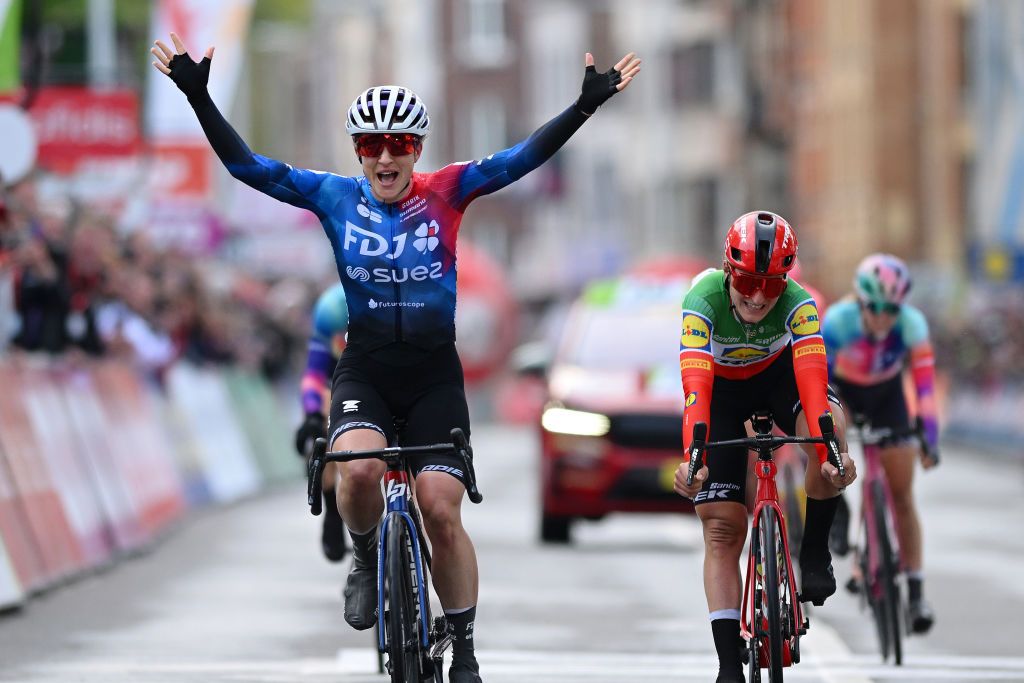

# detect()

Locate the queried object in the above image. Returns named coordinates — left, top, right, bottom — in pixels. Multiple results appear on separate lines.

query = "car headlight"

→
left=541, top=407, right=611, bottom=437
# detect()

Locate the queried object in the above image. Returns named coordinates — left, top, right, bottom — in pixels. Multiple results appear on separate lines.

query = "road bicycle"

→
left=847, top=416, right=935, bottom=666
left=307, top=428, right=482, bottom=682
left=687, top=411, right=844, bottom=683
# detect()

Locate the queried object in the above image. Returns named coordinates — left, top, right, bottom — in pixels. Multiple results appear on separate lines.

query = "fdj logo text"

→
left=344, top=222, right=406, bottom=259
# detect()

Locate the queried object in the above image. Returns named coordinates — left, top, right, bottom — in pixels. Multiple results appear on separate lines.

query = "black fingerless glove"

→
left=167, top=52, right=212, bottom=103
left=576, top=63, right=623, bottom=116
left=294, top=412, right=327, bottom=457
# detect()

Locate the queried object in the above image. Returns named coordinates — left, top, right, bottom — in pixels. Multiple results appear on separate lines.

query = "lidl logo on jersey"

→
left=788, top=302, right=820, bottom=336
left=722, top=346, right=769, bottom=361
left=680, top=314, right=711, bottom=349
left=685, top=392, right=698, bottom=407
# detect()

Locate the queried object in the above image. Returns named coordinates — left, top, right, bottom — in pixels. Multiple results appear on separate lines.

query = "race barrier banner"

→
left=224, top=369, right=300, bottom=485
left=0, top=361, right=84, bottom=584
left=0, top=533, right=22, bottom=611
left=0, top=354, right=296, bottom=611
left=0, top=437, right=44, bottom=594
left=165, top=363, right=263, bottom=504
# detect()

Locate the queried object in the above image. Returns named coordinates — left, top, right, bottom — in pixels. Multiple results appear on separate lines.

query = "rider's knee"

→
left=418, top=495, right=460, bottom=546
left=340, top=460, right=384, bottom=493
left=702, top=515, right=746, bottom=558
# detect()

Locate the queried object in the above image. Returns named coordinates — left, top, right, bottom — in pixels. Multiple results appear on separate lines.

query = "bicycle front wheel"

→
left=871, top=480, right=903, bottom=666
left=384, top=513, right=424, bottom=683
left=756, top=506, right=786, bottom=682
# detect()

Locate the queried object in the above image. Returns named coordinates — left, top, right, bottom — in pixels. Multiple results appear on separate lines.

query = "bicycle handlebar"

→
left=306, top=427, right=483, bottom=516
left=685, top=413, right=845, bottom=487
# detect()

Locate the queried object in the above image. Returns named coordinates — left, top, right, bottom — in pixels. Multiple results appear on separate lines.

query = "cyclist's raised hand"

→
left=820, top=451, right=857, bottom=491
left=151, top=32, right=215, bottom=100
left=674, top=461, right=707, bottom=499
left=576, top=51, right=642, bottom=115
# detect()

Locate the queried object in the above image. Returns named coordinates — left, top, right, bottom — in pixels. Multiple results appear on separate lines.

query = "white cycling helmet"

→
left=345, top=85, right=430, bottom=137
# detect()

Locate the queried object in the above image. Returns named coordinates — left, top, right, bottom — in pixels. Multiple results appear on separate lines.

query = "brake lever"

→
left=686, top=422, right=708, bottom=488
left=818, top=413, right=845, bottom=480
left=451, top=428, right=483, bottom=504
left=308, top=437, right=326, bottom=515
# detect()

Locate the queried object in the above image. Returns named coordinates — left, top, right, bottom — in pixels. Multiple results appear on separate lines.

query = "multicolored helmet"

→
left=345, top=85, right=430, bottom=137
left=723, top=211, right=798, bottom=276
left=854, top=253, right=912, bottom=308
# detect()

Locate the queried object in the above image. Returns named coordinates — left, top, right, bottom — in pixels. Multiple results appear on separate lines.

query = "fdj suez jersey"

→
left=228, top=149, right=532, bottom=352
left=679, top=270, right=832, bottom=462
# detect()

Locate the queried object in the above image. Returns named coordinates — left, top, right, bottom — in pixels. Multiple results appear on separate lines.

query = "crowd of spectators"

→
left=0, top=170, right=319, bottom=387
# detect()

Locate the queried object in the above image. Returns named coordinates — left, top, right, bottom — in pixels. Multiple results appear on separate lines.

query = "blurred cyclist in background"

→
left=674, top=211, right=855, bottom=683
left=822, top=253, right=940, bottom=634
left=294, top=283, right=350, bottom=563
left=152, top=32, right=640, bottom=683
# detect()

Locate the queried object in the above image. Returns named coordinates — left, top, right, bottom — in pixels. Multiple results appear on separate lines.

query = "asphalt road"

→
left=1, top=424, right=1021, bottom=682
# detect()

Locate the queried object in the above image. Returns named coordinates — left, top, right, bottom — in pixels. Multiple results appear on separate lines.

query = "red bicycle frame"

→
left=740, top=455, right=806, bottom=667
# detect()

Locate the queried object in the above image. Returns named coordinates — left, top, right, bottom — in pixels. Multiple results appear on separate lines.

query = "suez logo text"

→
left=343, top=209, right=444, bottom=283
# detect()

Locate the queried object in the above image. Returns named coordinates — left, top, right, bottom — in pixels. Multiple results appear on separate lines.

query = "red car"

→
left=537, top=274, right=698, bottom=543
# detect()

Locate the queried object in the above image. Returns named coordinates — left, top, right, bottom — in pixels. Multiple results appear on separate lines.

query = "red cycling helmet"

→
left=723, top=211, right=798, bottom=276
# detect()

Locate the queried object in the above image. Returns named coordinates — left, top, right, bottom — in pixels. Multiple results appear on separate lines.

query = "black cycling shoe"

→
left=828, top=495, right=851, bottom=557
left=799, top=548, right=836, bottom=606
left=908, top=597, right=935, bottom=634
left=320, top=491, right=348, bottom=563
left=342, top=535, right=378, bottom=631
left=449, top=662, right=482, bottom=683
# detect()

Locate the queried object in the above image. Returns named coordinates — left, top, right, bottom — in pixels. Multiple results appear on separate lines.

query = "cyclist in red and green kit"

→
left=674, top=211, right=856, bottom=683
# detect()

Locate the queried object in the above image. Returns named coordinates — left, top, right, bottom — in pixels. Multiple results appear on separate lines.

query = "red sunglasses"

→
left=353, top=133, right=421, bottom=158
left=729, top=268, right=788, bottom=298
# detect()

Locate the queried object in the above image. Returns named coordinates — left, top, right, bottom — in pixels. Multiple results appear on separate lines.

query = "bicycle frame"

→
left=377, top=464, right=432, bottom=651
left=740, top=450, right=806, bottom=655
left=858, top=440, right=901, bottom=597
left=305, top=429, right=482, bottom=678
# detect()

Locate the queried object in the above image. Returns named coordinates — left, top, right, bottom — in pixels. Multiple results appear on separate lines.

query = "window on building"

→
left=670, top=42, right=715, bottom=106
left=462, top=95, right=508, bottom=161
left=657, top=175, right=718, bottom=257
left=461, top=0, right=510, bottom=65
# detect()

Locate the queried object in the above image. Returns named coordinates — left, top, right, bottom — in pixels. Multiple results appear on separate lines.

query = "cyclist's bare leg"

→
left=415, top=471, right=478, bottom=609
left=880, top=443, right=922, bottom=571
left=696, top=501, right=746, bottom=612
left=334, top=428, right=387, bottom=534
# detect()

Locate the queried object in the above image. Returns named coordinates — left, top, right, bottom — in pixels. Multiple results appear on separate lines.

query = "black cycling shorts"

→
left=328, top=342, right=471, bottom=483
left=832, top=374, right=910, bottom=445
left=695, top=345, right=841, bottom=507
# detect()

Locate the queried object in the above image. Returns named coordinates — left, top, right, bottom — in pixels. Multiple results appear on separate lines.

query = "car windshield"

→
left=564, top=305, right=682, bottom=370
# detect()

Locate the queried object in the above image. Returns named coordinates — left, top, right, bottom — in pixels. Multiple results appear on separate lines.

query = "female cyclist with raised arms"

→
left=152, top=32, right=640, bottom=683
left=822, top=253, right=940, bottom=634
left=673, top=212, right=857, bottom=683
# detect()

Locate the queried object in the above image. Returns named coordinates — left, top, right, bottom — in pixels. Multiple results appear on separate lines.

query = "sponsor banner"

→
left=223, top=370, right=300, bottom=484
left=0, top=533, right=23, bottom=610
left=0, top=362, right=83, bottom=583
left=455, top=242, right=519, bottom=383
left=57, top=368, right=150, bottom=551
left=92, top=365, right=187, bottom=534
left=0, top=0, right=21, bottom=92
left=145, top=0, right=255, bottom=140
left=148, top=142, right=214, bottom=199
left=0, top=438, right=46, bottom=592
left=166, top=363, right=262, bottom=503
left=20, top=362, right=115, bottom=568
left=26, top=87, right=141, bottom=173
